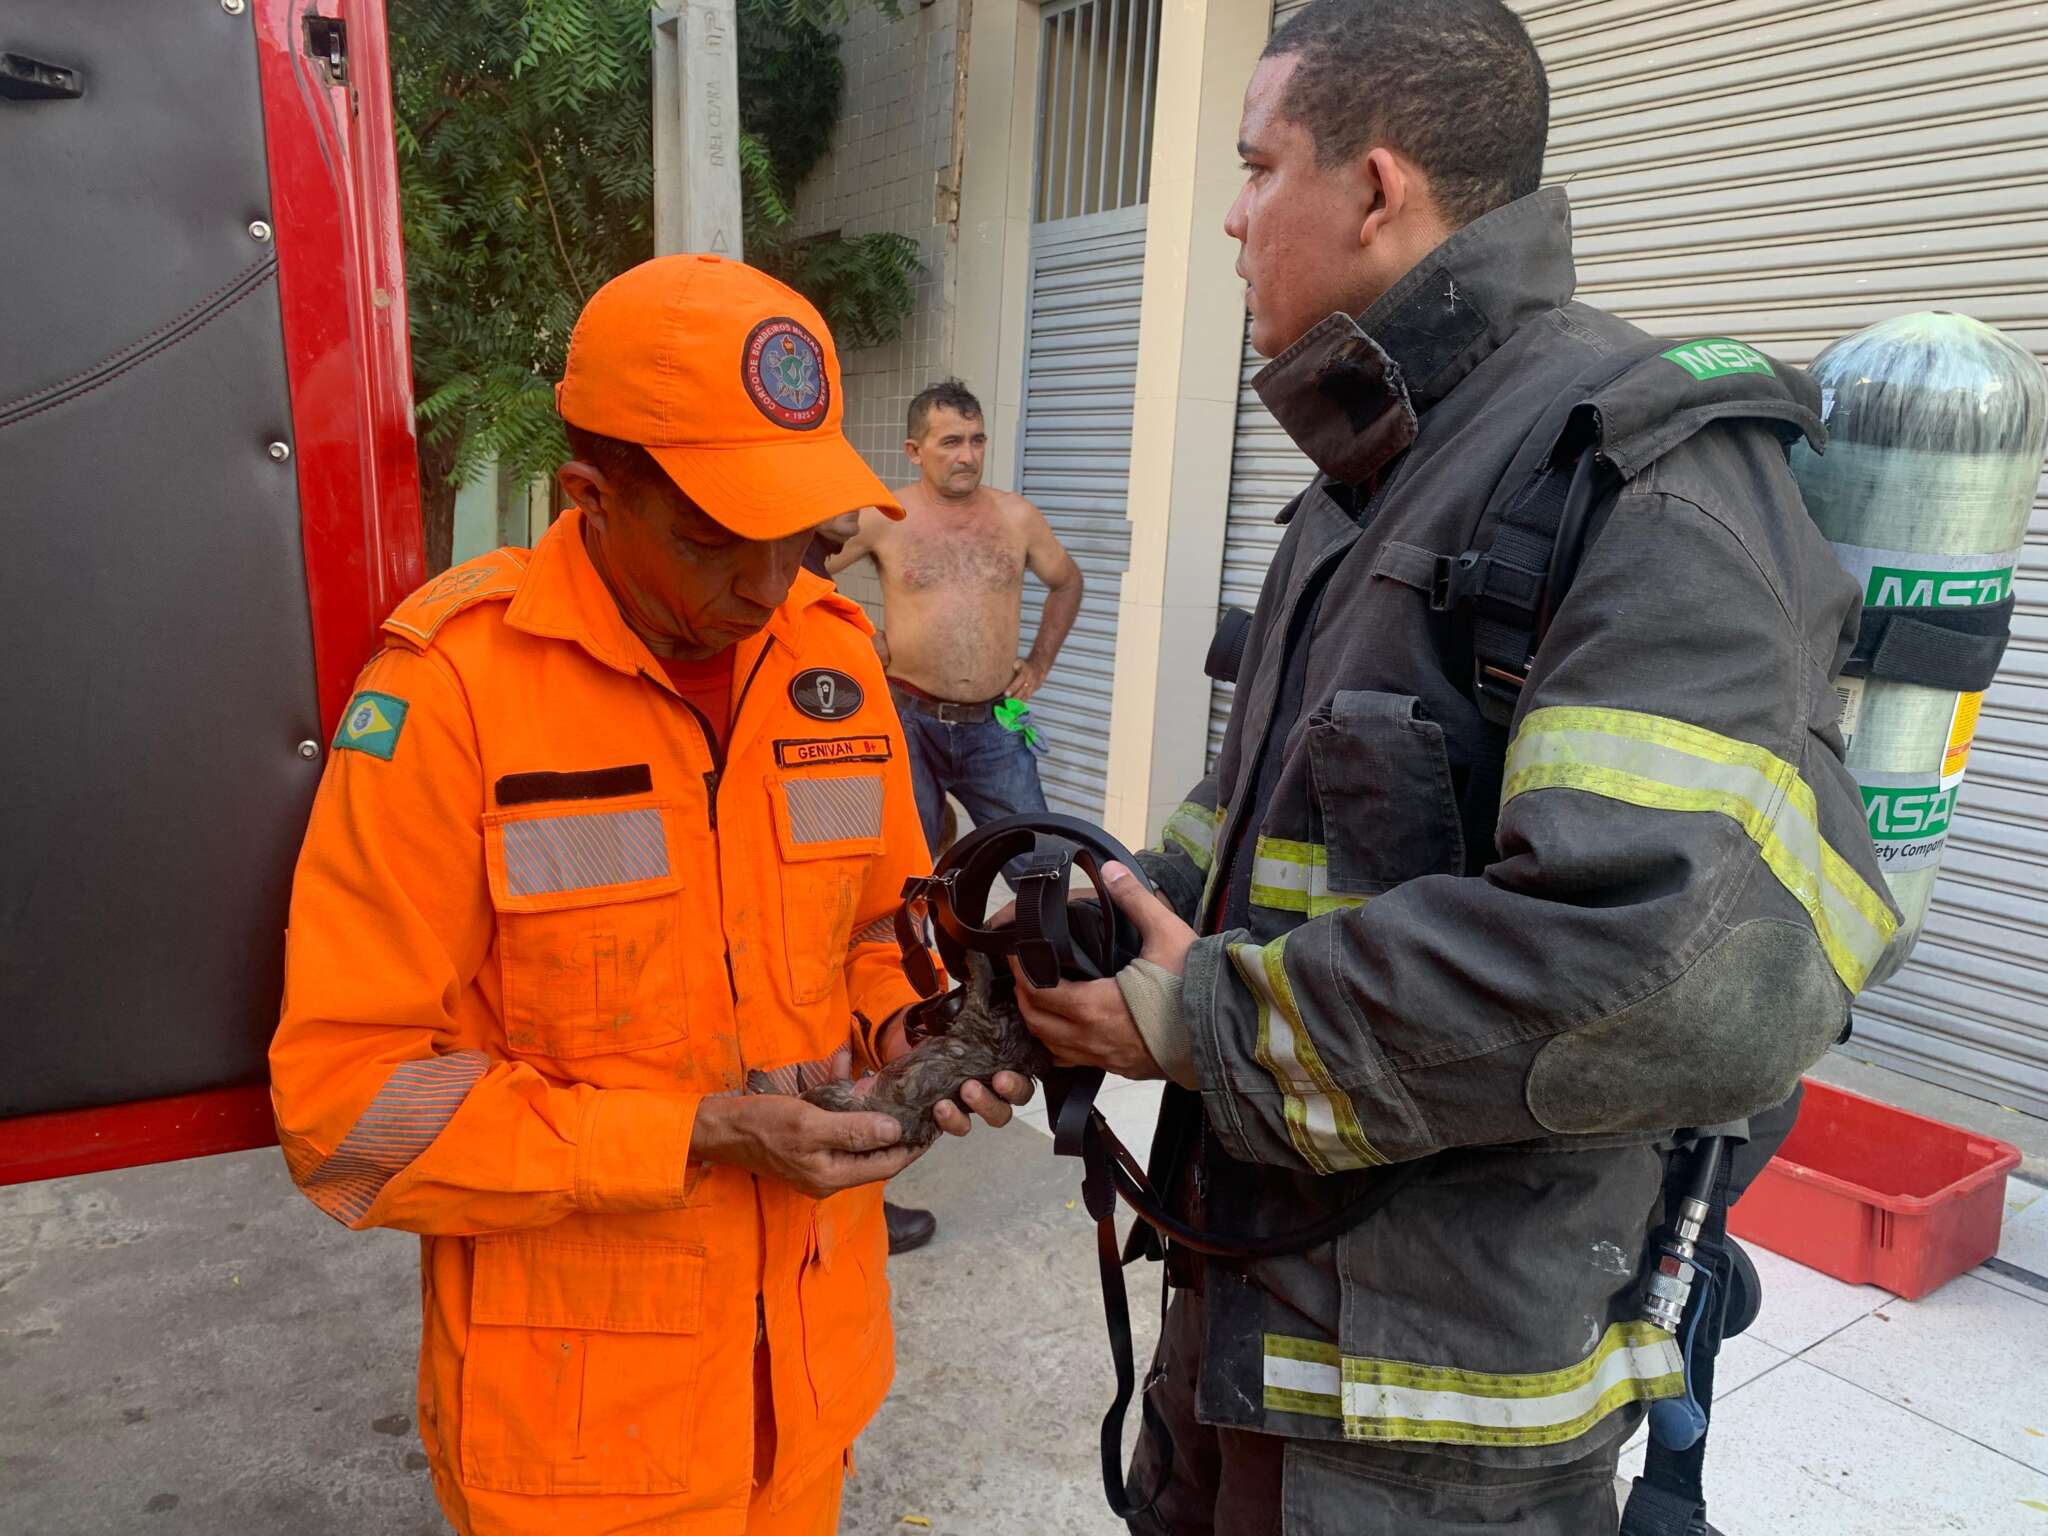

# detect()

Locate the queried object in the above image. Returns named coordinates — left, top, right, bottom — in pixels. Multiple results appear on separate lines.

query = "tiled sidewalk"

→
left=1017, top=1081, right=2048, bottom=1535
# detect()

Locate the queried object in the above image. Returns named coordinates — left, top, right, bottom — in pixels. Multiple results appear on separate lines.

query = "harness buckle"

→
left=1430, top=549, right=1489, bottom=612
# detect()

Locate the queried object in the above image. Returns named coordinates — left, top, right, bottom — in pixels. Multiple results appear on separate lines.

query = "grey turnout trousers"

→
left=1128, top=1293, right=1623, bottom=1536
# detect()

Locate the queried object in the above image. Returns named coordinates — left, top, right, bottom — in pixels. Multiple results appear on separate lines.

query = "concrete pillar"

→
left=1099, top=0, right=1267, bottom=850
left=651, top=2, right=743, bottom=258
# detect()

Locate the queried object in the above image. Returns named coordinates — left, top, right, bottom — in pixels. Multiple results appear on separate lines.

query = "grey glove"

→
left=1115, top=957, right=1199, bottom=1089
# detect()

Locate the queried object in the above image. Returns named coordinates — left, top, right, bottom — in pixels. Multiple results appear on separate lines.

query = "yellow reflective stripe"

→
left=1249, top=836, right=1368, bottom=917
left=1264, top=1323, right=1683, bottom=1447
left=1263, top=1332, right=1343, bottom=1420
left=1162, top=800, right=1222, bottom=872
left=1503, top=707, right=1897, bottom=992
left=1229, top=938, right=1384, bottom=1173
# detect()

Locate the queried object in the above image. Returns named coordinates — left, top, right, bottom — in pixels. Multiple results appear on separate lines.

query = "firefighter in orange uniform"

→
left=269, top=256, right=1030, bottom=1535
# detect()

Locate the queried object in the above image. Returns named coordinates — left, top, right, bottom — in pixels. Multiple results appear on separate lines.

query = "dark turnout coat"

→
left=1137, top=188, right=1898, bottom=1464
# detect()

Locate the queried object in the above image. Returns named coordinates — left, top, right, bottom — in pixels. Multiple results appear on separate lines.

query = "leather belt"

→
left=888, top=681, right=999, bottom=725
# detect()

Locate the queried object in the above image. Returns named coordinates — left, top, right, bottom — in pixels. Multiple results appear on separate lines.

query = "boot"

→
left=884, top=1201, right=937, bottom=1255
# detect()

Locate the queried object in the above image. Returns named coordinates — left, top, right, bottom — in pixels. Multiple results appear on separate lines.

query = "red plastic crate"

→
left=1729, top=1079, right=2021, bottom=1299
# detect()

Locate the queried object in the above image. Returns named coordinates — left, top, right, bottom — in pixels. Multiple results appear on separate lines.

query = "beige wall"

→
left=1100, top=0, right=1265, bottom=849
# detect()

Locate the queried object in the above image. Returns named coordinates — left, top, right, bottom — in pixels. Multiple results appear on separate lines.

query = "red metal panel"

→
left=255, top=0, right=424, bottom=736
left=0, top=1085, right=278, bottom=1186
left=0, top=4, right=422, bottom=1188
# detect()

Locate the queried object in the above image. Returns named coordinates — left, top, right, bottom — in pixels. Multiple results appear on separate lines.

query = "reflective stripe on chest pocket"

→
left=1306, top=691, right=1465, bottom=896
left=484, top=802, right=686, bottom=1058
left=767, top=770, right=884, bottom=1005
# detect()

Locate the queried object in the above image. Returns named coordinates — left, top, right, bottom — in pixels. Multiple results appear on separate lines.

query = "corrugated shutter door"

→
left=1208, top=0, right=1316, bottom=766
left=1208, top=327, right=1304, bottom=766
left=1019, top=207, right=1147, bottom=815
left=1211, top=0, right=2048, bottom=1107
left=1526, top=0, right=2048, bottom=1111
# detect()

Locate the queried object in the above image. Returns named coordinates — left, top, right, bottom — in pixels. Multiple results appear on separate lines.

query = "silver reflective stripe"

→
left=1263, top=1323, right=1684, bottom=1446
left=1161, top=800, right=1222, bottom=872
left=302, top=1051, right=491, bottom=1224
left=1249, top=836, right=1367, bottom=917
left=501, top=808, right=669, bottom=897
left=1502, top=707, right=1897, bottom=992
left=851, top=914, right=897, bottom=946
left=748, top=1042, right=854, bottom=1097
left=784, top=774, right=884, bottom=844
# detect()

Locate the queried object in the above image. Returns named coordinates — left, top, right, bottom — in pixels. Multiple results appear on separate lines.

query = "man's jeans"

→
left=893, top=689, right=1050, bottom=863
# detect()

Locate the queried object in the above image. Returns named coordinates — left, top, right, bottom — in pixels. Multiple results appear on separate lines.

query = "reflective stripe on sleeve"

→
left=300, top=1050, right=491, bottom=1224
left=850, top=914, right=897, bottom=946
left=1249, top=836, right=1369, bottom=918
left=1161, top=800, right=1223, bottom=872
left=1503, top=707, right=1897, bottom=992
left=1264, top=1323, right=1683, bottom=1446
left=1229, top=936, right=1383, bottom=1174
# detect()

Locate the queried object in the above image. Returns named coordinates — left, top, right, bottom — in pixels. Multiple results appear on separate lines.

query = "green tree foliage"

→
left=393, top=0, right=919, bottom=570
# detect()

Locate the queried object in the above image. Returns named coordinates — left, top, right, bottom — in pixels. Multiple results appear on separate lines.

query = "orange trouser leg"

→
left=747, top=1327, right=844, bottom=1535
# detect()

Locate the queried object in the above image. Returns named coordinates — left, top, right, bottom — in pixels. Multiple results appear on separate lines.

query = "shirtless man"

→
left=829, top=379, right=1083, bottom=858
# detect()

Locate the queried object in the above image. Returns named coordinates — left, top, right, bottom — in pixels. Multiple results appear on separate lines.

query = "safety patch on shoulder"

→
left=334, top=690, right=409, bottom=760
left=1660, top=338, right=1775, bottom=382
left=381, top=547, right=531, bottom=647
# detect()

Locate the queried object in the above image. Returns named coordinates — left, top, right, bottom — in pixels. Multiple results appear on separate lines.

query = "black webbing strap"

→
left=1432, top=456, right=1574, bottom=728
left=1080, top=1112, right=1178, bottom=1519
left=1621, top=1151, right=1737, bottom=1536
left=1849, top=594, right=2013, bottom=693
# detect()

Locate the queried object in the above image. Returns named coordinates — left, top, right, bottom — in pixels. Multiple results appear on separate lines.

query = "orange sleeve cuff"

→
left=574, top=1089, right=700, bottom=1213
left=853, top=971, right=925, bottom=1066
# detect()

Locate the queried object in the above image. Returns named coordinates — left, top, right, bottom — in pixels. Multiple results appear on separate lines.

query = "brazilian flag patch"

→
left=334, top=690, right=409, bottom=760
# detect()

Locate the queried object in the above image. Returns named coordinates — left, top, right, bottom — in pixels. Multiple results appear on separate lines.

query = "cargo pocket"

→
left=797, top=1184, right=889, bottom=1417
left=1307, top=691, right=1464, bottom=896
left=460, top=1236, right=706, bottom=1496
left=485, top=802, right=686, bottom=1058
left=767, top=770, right=884, bottom=1005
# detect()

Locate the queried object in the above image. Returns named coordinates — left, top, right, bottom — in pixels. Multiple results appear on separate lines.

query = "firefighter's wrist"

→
left=1116, top=958, right=1198, bottom=1089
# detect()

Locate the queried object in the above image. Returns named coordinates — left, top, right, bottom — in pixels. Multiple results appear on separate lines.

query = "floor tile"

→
left=1742, top=1241, right=1894, bottom=1354
left=1618, top=1333, right=1793, bottom=1462
left=1997, top=1180, right=2048, bottom=1277
left=1092, top=1079, right=1166, bottom=1157
left=1629, top=1357, right=2048, bottom=1534
left=1803, top=1273, right=2048, bottom=1474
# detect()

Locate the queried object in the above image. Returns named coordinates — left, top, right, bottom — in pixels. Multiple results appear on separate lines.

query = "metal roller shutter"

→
left=1529, top=0, right=2048, bottom=1111
left=1019, top=208, right=1148, bottom=816
left=1210, top=0, right=2048, bottom=1107
left=1207, top=0, right=1315, bottom=768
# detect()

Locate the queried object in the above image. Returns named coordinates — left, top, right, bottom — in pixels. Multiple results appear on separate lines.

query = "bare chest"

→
left=891, top=524, right=1026, bottom=593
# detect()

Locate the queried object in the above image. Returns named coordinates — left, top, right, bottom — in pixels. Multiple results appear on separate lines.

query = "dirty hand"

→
left=691, top=1093, right=922, bottom=1199
left=875, top=1007, right=1036, bottom=1137
left=1007, top=656, right=1048, bottom=701
left=1011, top=862, right=1194, bottom=1079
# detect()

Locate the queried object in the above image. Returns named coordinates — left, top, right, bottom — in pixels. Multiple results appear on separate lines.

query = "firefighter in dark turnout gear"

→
left=1011, top=3, right=1901, bottom=1531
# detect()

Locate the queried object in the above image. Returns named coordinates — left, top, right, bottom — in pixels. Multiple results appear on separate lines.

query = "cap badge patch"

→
left=743, top=317, right=829, bottom=431
left=790, top=668, right=864, bottom=721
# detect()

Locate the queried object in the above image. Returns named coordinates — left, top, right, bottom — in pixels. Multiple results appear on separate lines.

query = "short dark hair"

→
left=907, top=379, right=984, bottom=440
left=1264, top=0, right=1548, bottom=228
left=563, top=424, right=664, bottom=490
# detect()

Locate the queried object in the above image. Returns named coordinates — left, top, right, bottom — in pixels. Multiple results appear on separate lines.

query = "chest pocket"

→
left=484, top=802, right=687, bottom=1058
left=1306, top=690, right=1465, bottom=896
left=767, top=769, right=884, bottom=1005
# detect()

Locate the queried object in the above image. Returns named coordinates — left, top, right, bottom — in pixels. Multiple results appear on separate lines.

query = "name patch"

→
left=775, top=736, right=893, bottom=767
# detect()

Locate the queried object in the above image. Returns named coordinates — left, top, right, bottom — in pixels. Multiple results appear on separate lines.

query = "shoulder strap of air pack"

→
left=1439, top=337, right=1831, bottom=859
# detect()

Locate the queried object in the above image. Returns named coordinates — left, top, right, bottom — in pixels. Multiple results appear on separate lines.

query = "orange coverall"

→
left=270, top=510, right=932, bottom=1534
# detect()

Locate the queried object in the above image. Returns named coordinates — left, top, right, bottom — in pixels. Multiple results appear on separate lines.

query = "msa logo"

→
left=1867, top=565, right=2012, bottom=608
left=1862, top=782, right=1956, bottom=842
left=1660, top=339, right=1776, bottom=381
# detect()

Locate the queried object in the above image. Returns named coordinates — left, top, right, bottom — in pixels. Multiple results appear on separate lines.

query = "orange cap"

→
left=555, top=255, right=904, bottom=539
